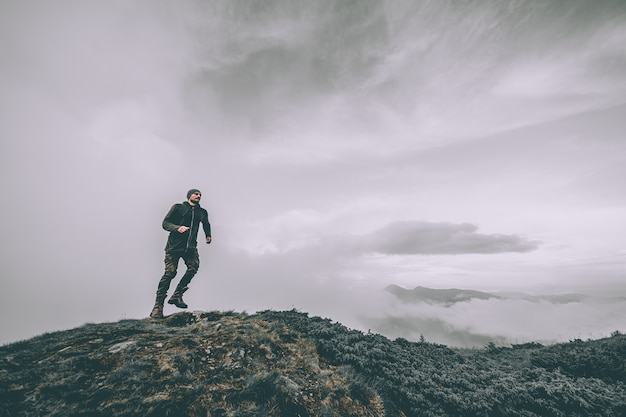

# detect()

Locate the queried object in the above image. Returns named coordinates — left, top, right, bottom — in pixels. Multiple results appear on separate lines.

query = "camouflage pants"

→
left=156, top=249, right=200, bottom=299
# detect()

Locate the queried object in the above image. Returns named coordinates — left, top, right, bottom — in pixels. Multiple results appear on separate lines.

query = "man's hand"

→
left=177, top=226, right=190, bottom=233
left=206, top=237, right=212, bottom=244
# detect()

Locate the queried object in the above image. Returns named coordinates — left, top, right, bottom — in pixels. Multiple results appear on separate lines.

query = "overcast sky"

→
left=1, top=0, right=625, bottom=346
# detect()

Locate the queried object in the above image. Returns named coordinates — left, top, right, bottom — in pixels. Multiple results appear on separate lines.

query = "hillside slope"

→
left=1, top=310, right=625, bottom=417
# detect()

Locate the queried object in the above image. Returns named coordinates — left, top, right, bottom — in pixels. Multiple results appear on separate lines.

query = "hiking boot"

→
left=150, top=301, right=164, bottom=318
left=168, top=293, right=188, bottom=309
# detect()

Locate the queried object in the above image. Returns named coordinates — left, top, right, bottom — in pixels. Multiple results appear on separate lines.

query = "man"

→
left=150, top=189, right=212, bottom=318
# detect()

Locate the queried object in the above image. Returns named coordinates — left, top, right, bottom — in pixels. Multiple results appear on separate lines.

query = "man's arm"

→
left=202, top=209, right=212, bottom=243
left=162, top=204, right=185, bottom=232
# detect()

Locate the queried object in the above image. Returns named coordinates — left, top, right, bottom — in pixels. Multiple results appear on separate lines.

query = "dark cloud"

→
left=363, top=221, right=539, bottom=255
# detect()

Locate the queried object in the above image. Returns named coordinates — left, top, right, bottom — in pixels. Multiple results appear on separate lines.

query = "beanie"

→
left=187, top=189, right=201, bottom=199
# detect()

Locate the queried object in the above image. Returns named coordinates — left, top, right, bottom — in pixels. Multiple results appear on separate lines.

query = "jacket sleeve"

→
left=202, top=208, right=212, bottom=238
left=162, top=204, right=181, bottom=232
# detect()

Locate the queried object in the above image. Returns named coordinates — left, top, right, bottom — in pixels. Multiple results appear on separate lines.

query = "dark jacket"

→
left=162, top=202, right=211, bottom=252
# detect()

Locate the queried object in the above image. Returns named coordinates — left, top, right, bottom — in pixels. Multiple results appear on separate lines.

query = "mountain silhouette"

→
left=384, top=284, right=626, bottom=306
left=385, top=284, right=500, bottom=305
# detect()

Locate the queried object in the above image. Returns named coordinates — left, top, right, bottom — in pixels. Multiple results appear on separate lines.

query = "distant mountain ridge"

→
left=385, top=284, right=626, bottom=305
left=1, top=310, right=625, bottom=416
left=385, top=284, right=500, bottom=305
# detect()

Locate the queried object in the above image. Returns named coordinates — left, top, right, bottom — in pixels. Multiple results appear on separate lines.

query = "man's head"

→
left=187, top=189, right=201, bottom=205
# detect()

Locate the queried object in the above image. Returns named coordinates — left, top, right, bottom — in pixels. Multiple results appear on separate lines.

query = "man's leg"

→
left=150, top=252, right=180, bottom=318
left=168, top=249, right=199, bottom=309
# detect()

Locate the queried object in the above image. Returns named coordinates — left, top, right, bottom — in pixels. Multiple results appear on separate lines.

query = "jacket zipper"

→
left=186, top=206, right=195, bottom=250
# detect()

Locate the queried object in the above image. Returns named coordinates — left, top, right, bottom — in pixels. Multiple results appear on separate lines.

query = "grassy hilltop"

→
left=1, top=310, right=625, bottom=417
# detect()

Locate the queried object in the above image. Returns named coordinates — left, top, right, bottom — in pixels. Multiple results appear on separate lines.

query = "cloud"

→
left=1, top=0, right=624, bottom=348
left=368, top=295, right=626, bottom=347
left=361, top=221, right=539, bottom=255
left=231, top=219, right=539, bottom=259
